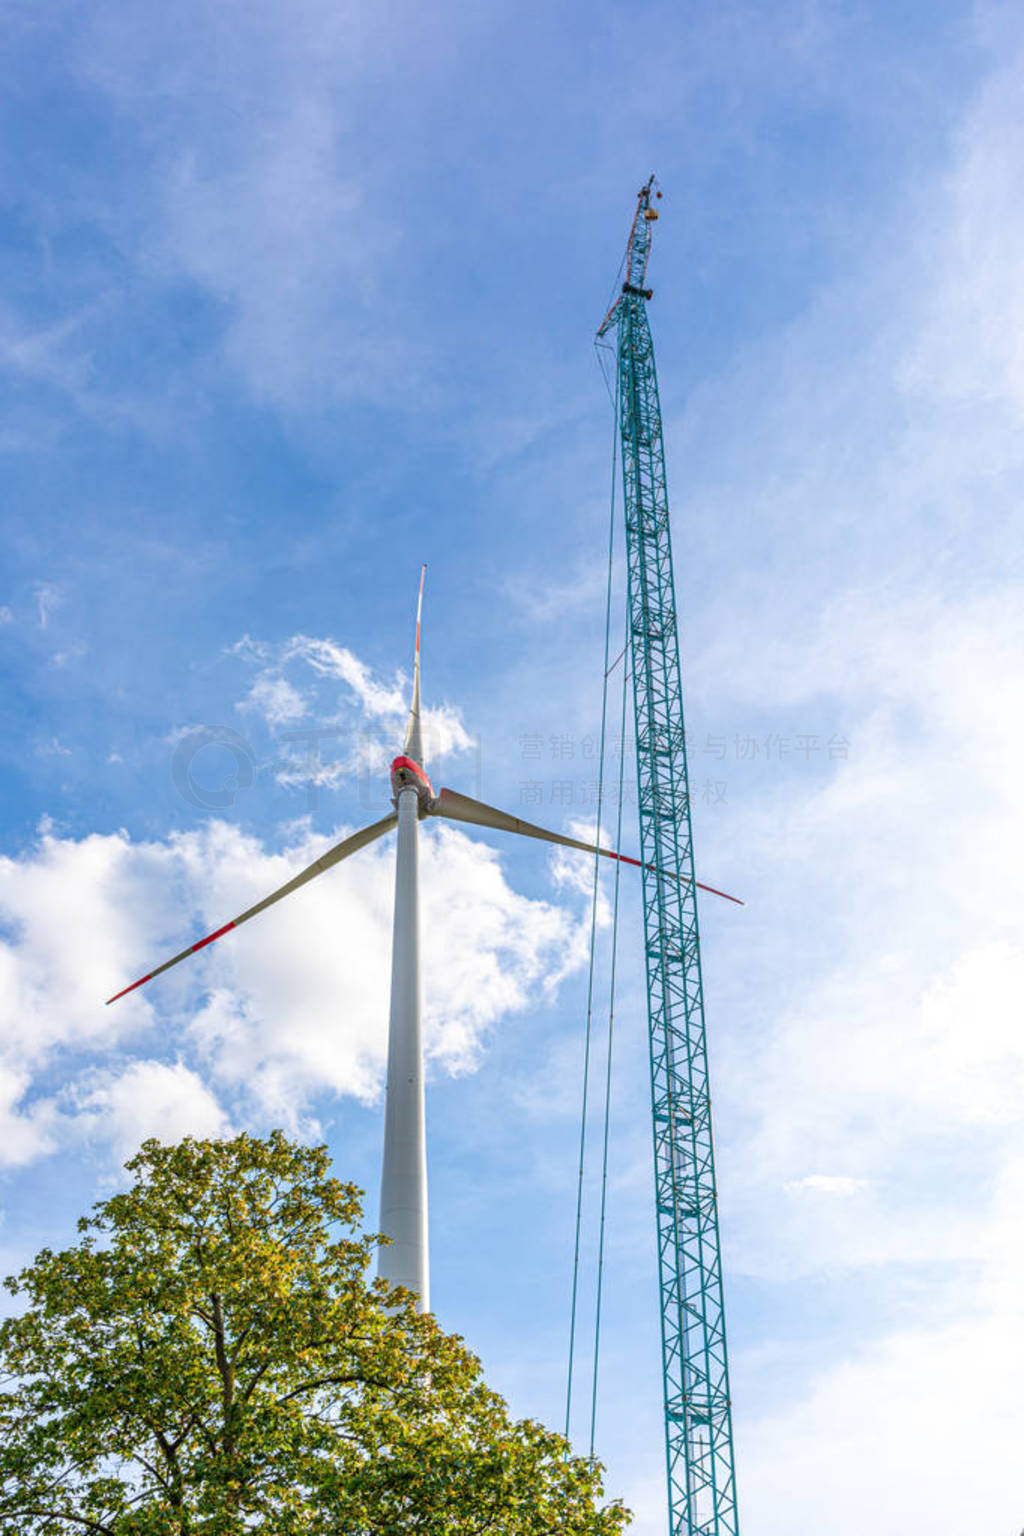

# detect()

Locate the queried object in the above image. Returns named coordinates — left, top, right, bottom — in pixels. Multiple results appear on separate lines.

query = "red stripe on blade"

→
left=605, top=850, right=675, bottom=880
left=696, top=880, right=744, bottom=906
left=609, top=848, right=743, bottom=905
left=192, top=921, right=236, bottom=953
left=105, top=972, right=154, bottom=1005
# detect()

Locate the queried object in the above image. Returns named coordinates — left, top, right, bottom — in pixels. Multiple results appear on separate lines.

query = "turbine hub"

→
left=391, top=755, right=434, bottom=810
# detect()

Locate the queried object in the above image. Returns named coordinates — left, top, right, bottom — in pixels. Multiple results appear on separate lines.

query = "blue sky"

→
left=2, top=0, right=1023, bottom=1530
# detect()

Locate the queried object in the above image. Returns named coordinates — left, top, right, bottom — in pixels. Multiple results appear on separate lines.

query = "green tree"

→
left=0, top=1132, right=629, bottom=1535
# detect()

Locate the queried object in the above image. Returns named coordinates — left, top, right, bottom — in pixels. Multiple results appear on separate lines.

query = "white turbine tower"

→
left=107, top=567, right=740, bottom=1310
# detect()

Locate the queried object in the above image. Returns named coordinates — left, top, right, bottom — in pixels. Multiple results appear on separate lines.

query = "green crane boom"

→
left=598, top=178, right=740, bottom=1536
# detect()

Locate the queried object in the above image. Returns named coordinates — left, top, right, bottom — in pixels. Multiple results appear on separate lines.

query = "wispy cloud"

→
left=283, top=637, right=407, bottom=718
left=783, top=1175, right=871, bottom=1197
left=237, top=674, right=307, bottom=726
left=33, top=583, right=62, bottom=631
left=231, top=631, right=475, bottom=796
left=741, top=1153, right=1024, bottom=1530
left=504, top=559, right=610, bottom=624
left=0, top=307, right=93, bottom=400
left=69, top=0, right=438, bottom=415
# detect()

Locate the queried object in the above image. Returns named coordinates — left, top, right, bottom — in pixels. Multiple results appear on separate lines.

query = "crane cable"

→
left=588, top=603, right=630, bottom=1462
left=565, top=354, right=624, bottom=1447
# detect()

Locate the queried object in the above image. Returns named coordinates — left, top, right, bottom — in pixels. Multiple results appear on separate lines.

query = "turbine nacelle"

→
left=390, top=754, right=434, bottom=809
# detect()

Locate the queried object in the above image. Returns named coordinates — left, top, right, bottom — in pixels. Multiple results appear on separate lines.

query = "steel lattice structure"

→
left=598, top=179, right=739, bottom=1536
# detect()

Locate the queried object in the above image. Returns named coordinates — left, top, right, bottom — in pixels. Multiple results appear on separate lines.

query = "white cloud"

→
left=741, top=1158, right=1024, bottom=1534
left=903, top=42, right=1024, bottom=419
left=36, top=737, right=72, bottom=758
left=239, top=674, right=307, bottom=726
left=0, top=1065, right=57, bottom=1167
left=0, top=309, right=92, bottom=401
left=283, top=636, right=408, bottom=718
left=180, top=818, right=583, bottom=1114
left=33, top=582, right=61, bottom=631
left=231, top=631, right=474, bottom=795
left=422, top=824, right=580, bottom=1071
left=420, top=703, right=476, bottom=768
left=0, top=827, right=159, bottom=1067
left=714, top=587, right=1024, bottom=1284
left=160, top=106, right=411, bottom=410
left=75, top=0, right=431, bottom=413
left=505, top=559, right=608, bottom=623
left=70, top=1059, right=231, bottom=1163
left=0, top=812, right=587, bottom=1164
left=783, top=1175, right=870, bottom=1197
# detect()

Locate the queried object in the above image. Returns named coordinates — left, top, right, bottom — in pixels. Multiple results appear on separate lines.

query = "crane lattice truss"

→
left=599, top=180, right=739, bottom=1536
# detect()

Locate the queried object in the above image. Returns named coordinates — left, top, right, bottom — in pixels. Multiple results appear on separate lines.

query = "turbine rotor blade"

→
left=402, top=563, right=426, bottom=766
left=106, top=812, right=399, bottom=1004
left=429, top=787, right=743, bottom=906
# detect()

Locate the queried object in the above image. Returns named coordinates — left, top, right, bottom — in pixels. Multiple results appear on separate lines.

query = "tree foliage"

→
left=0, top=1132, right=629, bottom=1534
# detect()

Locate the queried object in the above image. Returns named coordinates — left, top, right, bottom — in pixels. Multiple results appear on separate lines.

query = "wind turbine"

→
left=107, top=566, right=740, bottom=1311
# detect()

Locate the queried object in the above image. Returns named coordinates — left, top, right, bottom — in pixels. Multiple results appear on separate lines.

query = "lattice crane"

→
left=597, top=178, right=740, bottom=1536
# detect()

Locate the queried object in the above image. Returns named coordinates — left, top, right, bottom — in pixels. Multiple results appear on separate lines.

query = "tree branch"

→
left=10, top=1508, right=115, bottom=1535
left=275, top=1371, right=385, bottom=1406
